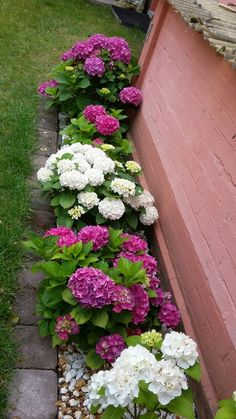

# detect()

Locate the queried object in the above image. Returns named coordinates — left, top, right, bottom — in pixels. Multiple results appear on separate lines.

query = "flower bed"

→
left=31, top=33, right=202, bottom=418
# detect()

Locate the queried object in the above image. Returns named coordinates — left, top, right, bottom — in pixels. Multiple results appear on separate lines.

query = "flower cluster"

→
left=87, top=342, right=191, bottom=409
left=68, top=267, right=116, bottom=308
left=121, top=233, right=148, bottom=253
left=140, top=330, right=162, bottom=348
left=83, top=105, right=107, bottom=123
left=44, top=226, right=78, bottom=247
left=84, top=56, right=105, bottom=77
left=55, top=314, right=80, bottom=340
left=96, top=334, right=126, bottom=363
left=77, top=225, right=109, bottom=251
left=38, top=79, right=58, bottom=97
left=119, top=86, right=142, bottom=106
left=95, top=114, right=120, bottom=136
left=161, top=331, right=198, bottom=369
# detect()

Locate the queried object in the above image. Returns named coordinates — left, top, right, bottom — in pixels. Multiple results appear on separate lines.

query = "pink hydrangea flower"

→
left=112, top=285, right=135, bottom=313
left=83, top=104, right=107, bottom=123
left=88, top=33, right=108, bottom=49
left=149, top=276, right=164, bottom=307
left=71, top=40, right=95, bottom=61
left=68, top=267, right=116, bottom=308
left=131, top=284, right=150, bottom=325
left=95, top=114, right=120, bottom=136
left=44, top=226, right=78, bottom=247
left=55, top=314, right=80, bottom=341
left=92, top=138, right=104, bottom=146
left=38, top=79, right=58, bottom=97
left=158, top=302, right=181, bottom=328
left=84, top=56, right=105, bottom=77
left=77, top=225, right=109, bottom=251
left=96, top=334, right=126, bottom=363
left=107, top=37, right=131, bottom=64
left=119, top=87, right=142, bottom=106
left=61, top=49, right=76, bottom=61
left=114, top=252, right=158, bottom=277
left=121, top=233, right=148, bottom=254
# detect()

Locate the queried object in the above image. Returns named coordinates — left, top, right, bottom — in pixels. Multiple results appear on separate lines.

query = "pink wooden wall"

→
left=132, top=1, right=236, bottom=415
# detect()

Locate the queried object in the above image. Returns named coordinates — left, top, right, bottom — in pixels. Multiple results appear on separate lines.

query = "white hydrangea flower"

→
left=37, top=167, right=53, bottom=183
left=124, top=189, right=155, bottom=210
left=85, top=168, right=105, bottom=186
left=125, top=160, right=142, bottom=174
left=148, top=359, right=188, bottom=405
left=68, top=205, right=86, bottom=220
left=98, top=197, right=125, bottom=220
left=110, top=178, right=136, bottom=198
left=161, top=331, right=198, bottom=369
left=93, top=157, right=115, bottom=174
left=59, top=170, right=88, bottom=190
left=139, top=206, right=159, bottom=225
left=79, top=144, right=93, bottom=154
left=114, top=160, right=124, bottom=169
left=77, top=192, right=99, bottom=210
left=45, top=153, right=58, bottom=169
left=233, top=391, right=236, bottom=403
left=85, top=148, right=106, bottom=164
left=67, top=143, right=85, bottom=153
left=57, top=159, right=76, bottom=174
left=72, top=155, right=91, bottom=173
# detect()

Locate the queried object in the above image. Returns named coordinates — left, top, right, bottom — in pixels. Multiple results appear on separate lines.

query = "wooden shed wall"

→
left=131, top=0, right=236, bottom=414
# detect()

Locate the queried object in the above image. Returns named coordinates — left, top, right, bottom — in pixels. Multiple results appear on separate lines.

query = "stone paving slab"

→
left=31, top=188, right=52, bottom=212
left=18, top=269, right=45, bottom=288
left=8, top=369, right=57, bottom=419
left=13, top=287, right=38, bottom=325
left=30, top=210, right=55, bottom=233
left=37, top=128, right=58, bottom=156
left=15, top=326, right=57, bottom=369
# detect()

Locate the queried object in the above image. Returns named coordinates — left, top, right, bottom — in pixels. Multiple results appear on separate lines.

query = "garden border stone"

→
left=8, top=102, right=58, bottom=419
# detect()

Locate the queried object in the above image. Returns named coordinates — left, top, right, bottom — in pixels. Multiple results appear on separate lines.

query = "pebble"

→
left=69, top=398, right=79, bottom=407
left=60, top=387, right=68, bottom=395
left=64, top=416, right=73, bottom=419
left=74, top=412, right=82, bottom=419
left=61, top=395, right=69, bottom=402
left=81, top=386, right=88, bottom=393
left=73, top=390, right=80, bottom=397
left=83, top=373, right=90, bottom=380
left=76, top=369, right=84, bottom=380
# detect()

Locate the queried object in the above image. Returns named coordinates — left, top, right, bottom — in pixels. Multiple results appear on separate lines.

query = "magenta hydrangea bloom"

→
left=44, top=226, right=78, bottom=247
left=68, top=267, right=116, bottom=308
left=119, top=87, right=142, bottom=106
left=121, top=233, right=148, bottom=254
left=95, top=114, right=120, bottom=136
left=96, top=334, right=126, bottom=363
left=83, top=104, right=107, bottom=124
left=55, top=314, right=80, bottom=341
left=158, top=302, right=181, bottom=328
left=71, top=40, right=95, bottom=61
left=107, top=37, right=131, bottom=64
left=149, top=276, right=164, bottom=307
left=84, top=56, right=105, bottom=77
left=38, top=79, right=58, bottom=97
left=61, top=49, right=76, bottom=61
left=93, top=137, right=104, bottom=146
left=114, top=252, right=158, bottom=277
left=88, top=33, right=108, bottom=49
left=131, top=284, right=150, bottom=325
left=112, top=285, right=135, bottom=313
left=77, top=225, right=109, bottom=251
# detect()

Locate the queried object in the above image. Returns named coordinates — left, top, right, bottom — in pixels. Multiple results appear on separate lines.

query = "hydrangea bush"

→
left=24, top=227, right=181, bottom=366
left=36, top=143, right=158, bottom=230
left=38, top=34, right=142, bottom=116
left=86, top=331, right=201, bottom=419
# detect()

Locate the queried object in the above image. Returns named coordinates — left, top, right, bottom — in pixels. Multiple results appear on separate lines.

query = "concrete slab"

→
left=15, top=326, right=57, bottom=369
left=14, top=287, right=38, bottom=325
left=18, top=269, right=45, bottom=288
left=31, top=188, right=51, bottom=212
left=8, top=369, right=57, bottom=419
left=37, top=128, right=58, bottom=156
left=30, top=210, right=55, bottom=233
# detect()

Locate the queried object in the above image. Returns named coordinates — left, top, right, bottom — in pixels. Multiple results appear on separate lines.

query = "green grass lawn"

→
left=0, top=0, right=144, bottom=415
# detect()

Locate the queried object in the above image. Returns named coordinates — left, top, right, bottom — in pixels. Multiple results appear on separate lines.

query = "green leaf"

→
left=86, top=349, right=105, bottom=370
left=91, top=310, right=109, bottom=328
left=126, top=335, right=142, bottom=346
left=215, top=405, right=236, bottom=419
left=70, top=306, right=92, bottom=324
left=40, top=286, right=64, bottom=308
left=78, top=78, right=90, bottom=88
left=57, top=213, right=74, bottom=227
left=45, top=99, right=55, bottom=110
left=59, top=191, right=76, bottom=209
left=114, top=311, right=132, bottom=325
left=167, top=389, right=195, bottom=419
left=185, top=362, right=201, bottom=382
left=52, top=333, right=64, bottom=348
left=140, top=414, right=158, bottom=419
left=76, top=96, right=91, bottom=110
left=96, top=212, right=107, bottom=224
left=102, top=406, right=125, bottom=419
left=62, top=289, right=77, bottom=306
left=147, top=289, right=157, bottom=298
left=125, top=212, right=138, bottom=230
left=59, top=92, right=72, bottom=101
left=219, top=400, right=236, bottom=409
left=90, top=405, right=99, bottom=414
left=38, top=319, right=51, bottom=337
left=135, top=383, right=158, bottom=410
left=50, top=195, right=61, bottom=207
